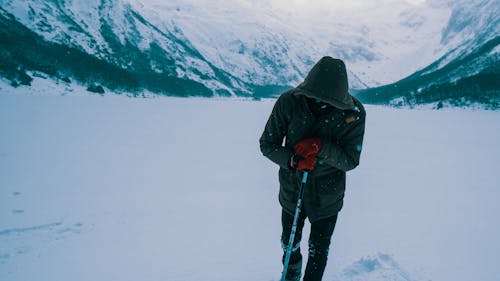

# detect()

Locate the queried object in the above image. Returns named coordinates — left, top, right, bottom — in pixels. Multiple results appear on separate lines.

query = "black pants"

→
left=281, top=209, right=338, bottom=281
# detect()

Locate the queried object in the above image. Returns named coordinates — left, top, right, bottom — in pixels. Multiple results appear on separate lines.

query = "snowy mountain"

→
left=0, top=0, right=448, bottom=96
left=355, top=0, right=500, bottom=109
left=0, top=0, right=251, bottom=97
left=0, top=0, right=498, bottom=105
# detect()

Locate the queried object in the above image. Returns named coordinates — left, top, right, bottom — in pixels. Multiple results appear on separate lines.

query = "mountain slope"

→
left=355, top=0, right=500, bottom=109
left=0, top=0, right=454, bottom=97
left=0, top=7, right=215, bottom=97
left=126, top=0, right=375, bottom=89
left=0, top=0, right=268, bottom=96
left=1, top=0, right=498, bottom=104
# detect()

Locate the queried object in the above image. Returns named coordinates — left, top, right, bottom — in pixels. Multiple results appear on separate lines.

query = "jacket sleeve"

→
left=317, top=114, right=366, bottom=172
left=259, top=95, right=294, bottom=169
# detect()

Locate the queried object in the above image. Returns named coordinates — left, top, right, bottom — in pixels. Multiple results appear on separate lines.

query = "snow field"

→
left=0, top=90, right=499, bottom=281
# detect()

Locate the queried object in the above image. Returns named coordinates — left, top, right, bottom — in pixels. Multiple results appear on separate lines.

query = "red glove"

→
left=296, top=155, right=317, bottom=171
left=294, top=138, right=322, bottom=158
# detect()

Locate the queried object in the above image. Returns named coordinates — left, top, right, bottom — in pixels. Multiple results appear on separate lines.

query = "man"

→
left=259, top=56, right=366, bottom=281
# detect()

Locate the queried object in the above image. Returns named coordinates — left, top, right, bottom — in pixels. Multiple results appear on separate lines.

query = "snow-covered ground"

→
left=1, top=86, right=499, bottom=281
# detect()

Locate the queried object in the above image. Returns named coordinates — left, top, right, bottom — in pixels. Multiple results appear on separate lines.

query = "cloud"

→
left=406, top=0, right=427, bottom=5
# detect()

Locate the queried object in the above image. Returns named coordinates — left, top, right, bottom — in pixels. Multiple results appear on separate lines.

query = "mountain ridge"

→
left=1, top=0, right=498, bottom=108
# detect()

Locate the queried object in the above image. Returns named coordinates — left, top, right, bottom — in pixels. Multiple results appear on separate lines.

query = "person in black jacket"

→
left=259, top=56, right=366, bottom=281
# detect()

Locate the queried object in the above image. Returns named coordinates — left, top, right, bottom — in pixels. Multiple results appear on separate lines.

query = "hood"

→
left=294, top=56, right=354, bottom=110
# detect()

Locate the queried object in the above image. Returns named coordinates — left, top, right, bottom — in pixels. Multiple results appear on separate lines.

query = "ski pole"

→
left=280, top=171, right=309, bottom=281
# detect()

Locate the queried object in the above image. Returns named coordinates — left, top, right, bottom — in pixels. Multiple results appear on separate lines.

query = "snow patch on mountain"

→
left=129, top=0, right=452, bottom=88
left=432, top=0, right=500, bottom=72
left=1, top=0, right=247, bottom=95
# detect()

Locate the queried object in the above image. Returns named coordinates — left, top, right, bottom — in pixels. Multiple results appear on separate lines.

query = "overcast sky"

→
left=238, top=0, right=435, bottom=22
left=272, top=0, right=427, bottom=9
left=139, top=0, right=430, bottom=12
left=136, top=0, right=435, bottom=20
left=249, top=0, right=431, bottom=13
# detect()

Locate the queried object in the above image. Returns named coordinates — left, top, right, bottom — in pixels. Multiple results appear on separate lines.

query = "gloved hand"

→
left=294, top=138, right=322, bottom=158
left=290, top=154, right=317, bottom=171
left=296, top=155, right=317, bottom=171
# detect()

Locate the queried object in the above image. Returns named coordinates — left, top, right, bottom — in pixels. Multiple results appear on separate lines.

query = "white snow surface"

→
left=1, top=82, right=500, bottom=281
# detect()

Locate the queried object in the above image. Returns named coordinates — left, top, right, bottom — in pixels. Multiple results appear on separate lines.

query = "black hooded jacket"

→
left=259, top=57, right=366, bottom=221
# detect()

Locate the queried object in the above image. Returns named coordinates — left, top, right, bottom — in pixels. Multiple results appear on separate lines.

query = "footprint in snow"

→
left=331, top=253, right=420, bottom=281
left=0, top=221, right=90, bottom=263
